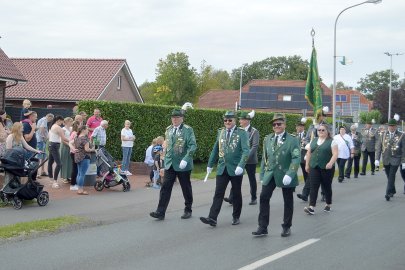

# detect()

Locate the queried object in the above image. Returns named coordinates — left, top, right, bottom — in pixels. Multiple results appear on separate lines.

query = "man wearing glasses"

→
left=200, top=111, right=250, bottom=227
left=252, top=113, right=300, bottom=237
left=150, top=108, right=197, bottom=220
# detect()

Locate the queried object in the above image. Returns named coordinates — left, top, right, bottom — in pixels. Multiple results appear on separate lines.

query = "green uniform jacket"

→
left=260, top=132, right=301, bottom=187
left=208, top=127, right=250, bottom=176
left=164, top=123, right=197, bottom=171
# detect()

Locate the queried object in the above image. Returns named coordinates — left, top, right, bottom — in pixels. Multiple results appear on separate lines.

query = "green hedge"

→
left=78, top=101, right=302, bottom=162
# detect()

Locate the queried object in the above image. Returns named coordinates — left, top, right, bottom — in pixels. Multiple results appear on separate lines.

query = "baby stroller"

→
left=94, top=147, right=130, bottom=192
left=0, top=148, right=49, bottom=210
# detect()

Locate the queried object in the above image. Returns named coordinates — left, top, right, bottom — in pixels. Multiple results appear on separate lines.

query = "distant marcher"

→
left=334, top=126, right=354, bottom=182
left=121, top=120, right=135, bottom=176
left=360, top=121, right=377, bottom=175
left=20, top=99, right=32, bottom=121
left=376, top=125, right=386, bottom=172
left=60, top=117, right=73, bottom=183
left=86, top=108, right=103, bottom=137
left=0, top=110, right=11, bottom=158
left=345, top=125, right=362, bottom=178
left=36, top=113, right=54, bottom=177
left=144, top=138, right=157, bottom=186
left=296, top=120, right=310, bottom=202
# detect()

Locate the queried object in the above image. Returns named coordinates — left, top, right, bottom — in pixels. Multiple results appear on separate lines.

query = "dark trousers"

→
left=227, top=163, right=257, bottom=202
left=337, top=158, right=348, bottom=179
left=362, top=150, right=375, bottom=173
left=209, top=169, right=243, bottom=220
left=400, top=164, right=405, bottom=193
left=70, top=152, right=77, bottom=186
left=208, top=168, right=243, bottom=220
left=309, top=166, right=335, bottom=206
left=345, top=154, right=361, bottom=177
left=48, top=142, right=61, bottom=180
left=300, top=162, right=310, bottom=197
left=384, top=164, right=399, bottom=195
left=157, top=166, right=193, bottom=214
left=258, top=179, right=294, bottom=229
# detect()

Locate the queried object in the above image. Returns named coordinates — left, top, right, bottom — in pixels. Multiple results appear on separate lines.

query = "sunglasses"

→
left=318, top=129, right=326, bottom=132
left=224, top=119, right=233, bottom=123
left=272, top=122, right=283, bottom=127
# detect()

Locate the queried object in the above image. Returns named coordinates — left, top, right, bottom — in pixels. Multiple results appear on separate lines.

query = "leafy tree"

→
left=357, top=70, right=399, bottom=100
left=139, top=81, right=158, bottom=104
left=230, top=55, right=309, bottom=89
left=372, top=88, right=405, bottom=123
left=329, top=81, right=353, bottom=90
left=155, top=52, right=198, bottom=105
left=359, top=110, right=382, bottom=124
left=197, top=60, right=233, bottom=95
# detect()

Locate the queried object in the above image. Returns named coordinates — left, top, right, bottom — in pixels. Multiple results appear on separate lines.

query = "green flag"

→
left=305, top=47, right=323, bottom=118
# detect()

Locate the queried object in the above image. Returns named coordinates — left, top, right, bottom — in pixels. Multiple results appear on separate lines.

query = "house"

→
left=335, top=89, right=372, bottom=120
left=198, top=79, right=332, bottom=115
left=5, top=58, right=143, bottom=120
left=0, top=48, right=27, bottom=111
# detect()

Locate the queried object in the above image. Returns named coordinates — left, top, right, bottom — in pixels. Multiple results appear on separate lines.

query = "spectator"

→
left=74, top=114, right=83, bottom=124
left=152, top=144, right=163, bottom=189
left=86, top=108, right=102, bottom=137
left=92, top=120, right=108, bottom=176
left=334, top=126, right=354, bottom=182
left=121, top=120, right=135, bottom=176
left=69, top=121, right=81, bottom=191
left=0, top=110, right=11, bottom=158
left=72, top=125, right=96, bottom=195
left=79, top=111, right=88, bottom=126
left=36, top=113, right=54, bottom=177
left=144, top=138, right=157, bottom=186
left=48, top=115, right=70, bottom=188
left=60, top=117, right=73, bottom=184
left=20, top=99, right=32, bottom=121
left=22, top=111, right=38, bottom=160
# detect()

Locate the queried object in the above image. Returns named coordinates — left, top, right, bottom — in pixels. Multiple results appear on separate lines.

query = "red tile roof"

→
left=0, top=48, right=26, bottom=82
left=242, top=79, right=332, bottom=94
left=6, top=58, right=126, bottom=101
left=198, top=89, right=239, bottom=110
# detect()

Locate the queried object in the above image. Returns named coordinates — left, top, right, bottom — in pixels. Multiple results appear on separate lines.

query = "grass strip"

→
left=0, top=216, right=83, bottom=239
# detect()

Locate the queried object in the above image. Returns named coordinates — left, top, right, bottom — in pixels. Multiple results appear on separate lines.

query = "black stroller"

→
left=94, top=147, right=130, bottom=192
left=0, top=148, right=49, bottom=210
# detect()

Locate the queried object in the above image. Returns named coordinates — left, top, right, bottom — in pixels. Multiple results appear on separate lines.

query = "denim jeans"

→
left=121, top=147, right=133, bottom=172
left=77, top=158, right=90, bottom=188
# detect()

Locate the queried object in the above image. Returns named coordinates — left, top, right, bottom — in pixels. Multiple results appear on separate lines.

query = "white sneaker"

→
left=52, top=182, right=60, bottom=189
left=70, top=185, right=79, bottom=191
left=126, top=171, right=133, bottom=176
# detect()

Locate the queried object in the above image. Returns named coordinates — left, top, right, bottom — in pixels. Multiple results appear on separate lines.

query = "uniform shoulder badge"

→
left=166, top=125, right=172, bottom=130
left=183, top=124, right=191, bottom=129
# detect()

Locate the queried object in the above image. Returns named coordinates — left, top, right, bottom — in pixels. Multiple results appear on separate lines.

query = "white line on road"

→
left=238, top=238, right=320, bottom=270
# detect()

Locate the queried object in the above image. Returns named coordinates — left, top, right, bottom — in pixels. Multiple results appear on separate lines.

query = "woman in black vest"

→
left=304, top=123, right=338, bottom=215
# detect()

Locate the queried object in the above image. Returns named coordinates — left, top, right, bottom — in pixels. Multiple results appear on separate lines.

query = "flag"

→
left=305, top=47, right=323, bottom=118
left=339, top=56, right=353, bottom=65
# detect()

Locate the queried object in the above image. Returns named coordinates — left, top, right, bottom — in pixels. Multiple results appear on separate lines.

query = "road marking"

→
left=238, top=238, right=320, bottom=270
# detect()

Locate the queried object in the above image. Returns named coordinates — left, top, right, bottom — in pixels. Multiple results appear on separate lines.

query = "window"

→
left=278, top=94, right=292, bottom=101
left=117, top=76, right=122, bottom=90
left=336, top=95, right=340, bottom=102
left=340, top=95, right=347, bottom=102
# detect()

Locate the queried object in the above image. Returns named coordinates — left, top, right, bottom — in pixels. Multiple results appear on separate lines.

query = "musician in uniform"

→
left=360, top=120, right=377, bottom=176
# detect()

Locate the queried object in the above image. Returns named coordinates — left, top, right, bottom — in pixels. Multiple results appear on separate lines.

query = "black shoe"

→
left=223, top=197, right=233, bottom=205
left=181, top=211, right=192, bottom=219
left=321, top=194, right=326, bottom=202
left=252, top=227, right=268, bottom=236
left=232, top=218, right=240, bottom=225
left=281, top=227, right=291, bottom=237
left=354, top=175, right=358, bottom=178
left=385, top=194, right=390, bottom=201
left=389, top=193, right=394, bottom=198
left=304, top=206, right=315, bottom=215
left=345, top=175, right=350, bottom=179
left=360, top=172, right=366, bottom=176
left=200, top=217, right=217, bottom=227
left=324, top=205, right=331, bottom=212
left=376, top=167, right=379, bottom=171
left=297, top=194, right=308, bottom=202
left=338, top=177, right=344, bottom=183
left=249, top=199, right=257, bottom=205
left=150, top=211, right=165, bottom=220
left=371, top=171, right=375, bottom=175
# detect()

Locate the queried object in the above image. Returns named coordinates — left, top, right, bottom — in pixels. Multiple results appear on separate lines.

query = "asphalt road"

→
left=1, top=172, right=405, bottom=270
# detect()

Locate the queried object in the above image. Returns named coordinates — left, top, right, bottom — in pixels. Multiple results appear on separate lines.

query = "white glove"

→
left=207, top=167, right=213, bottom=174
left=282, top=175, right=292, bottom=185
left=235, top=166, right=243, bottom=175
left=402, top=163, right=405, bottom=169
left=179, top=160, right=187, bottom=169
left=375, top=160, right=380, bottom=167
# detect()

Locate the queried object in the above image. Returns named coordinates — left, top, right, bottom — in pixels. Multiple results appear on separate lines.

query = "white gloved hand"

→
left=235, top=166, right=243, bottom=175
left=402, top=163, right=405, bottom=169
left=375, top=160, right=380, bottom=167
left=282, top=175, right=292, bottom=185
left=207, top=167, right=213, bottom=174
left=179, top=160, right=187, bottom=169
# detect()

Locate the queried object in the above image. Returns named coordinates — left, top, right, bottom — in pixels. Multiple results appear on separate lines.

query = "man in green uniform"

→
left=200, top=111, right=250, bottom=226
left=360, top=120, right=377, bottom=175
left=150, top=108, right=197, bottom=220
left=252, top=113, right=300, bottom=237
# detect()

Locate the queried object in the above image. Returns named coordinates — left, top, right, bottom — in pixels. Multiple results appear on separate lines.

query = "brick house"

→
left=0, top=48, right=27, bottom=111
left=198, top=79, right=332, bottom=115
left=335, top=89, right=372, bottom=120
left=5, top=58, right=143, bottom=120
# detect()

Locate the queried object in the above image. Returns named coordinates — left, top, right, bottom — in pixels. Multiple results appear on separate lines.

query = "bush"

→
left=78, top=101, right=302, bottom=162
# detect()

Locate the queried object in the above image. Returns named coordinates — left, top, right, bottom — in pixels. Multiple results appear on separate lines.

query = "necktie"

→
left=274, top=135, right=279, bottom=147
left=226, top=129, right=231, bottom=143
left=173, top=128, right=177, bottom=136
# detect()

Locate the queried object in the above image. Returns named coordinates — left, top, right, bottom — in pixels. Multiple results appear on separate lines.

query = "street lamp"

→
left=332, top=0, right=382, bottom=134
left=239, top=63, right=248, bottom=109
left=384, top=52, right=403, bottom=120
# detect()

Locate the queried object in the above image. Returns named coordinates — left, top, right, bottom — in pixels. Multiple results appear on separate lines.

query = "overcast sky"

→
left=1, top=0, right=404, bottom=89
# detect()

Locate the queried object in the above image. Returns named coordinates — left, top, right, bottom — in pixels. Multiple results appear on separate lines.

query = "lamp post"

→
left=384, top=52, right=403, bottom=120
left=333, top=0, right=382, bottom=134
left=239, top=64, right=248, bottom=109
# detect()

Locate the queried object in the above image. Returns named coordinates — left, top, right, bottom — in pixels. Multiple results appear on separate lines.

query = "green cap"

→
left=271, top=113, right=286, bottom=123
left=171, top=108, right=184, bottom=117
left=387, top=119, right=398, bottom=126
left=239, top=111, right=252, bottom=120
left=224, top=111, right=237, bottom=119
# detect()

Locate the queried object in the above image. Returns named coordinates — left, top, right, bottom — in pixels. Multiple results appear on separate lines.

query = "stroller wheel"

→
left=13, top=197, right=23, bottom=210
left=94, top=180, right=104, bottom=191
left=37, top=191, right=49, bottom=206
left=123, top=182, right=131, bottom=192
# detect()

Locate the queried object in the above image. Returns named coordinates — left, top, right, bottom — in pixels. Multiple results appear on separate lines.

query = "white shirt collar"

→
left=244, top=124, right=250, bottom=132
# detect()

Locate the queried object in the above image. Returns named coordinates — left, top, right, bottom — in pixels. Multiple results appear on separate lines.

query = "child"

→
left=20, top=99, right=32, bottom=121
left=152, top=144, right=163, bottom=189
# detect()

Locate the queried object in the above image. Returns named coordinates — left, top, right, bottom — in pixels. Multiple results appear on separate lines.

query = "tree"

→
left=357, top=70, right=400, bottom=100
left=155, top=52, right=198, bottom=105
left=329, top=81, right=353, bottom=90
left=359, top=110, right=382, bottom=124
left=230, top=55, right=309, bottom=89
left=372, top=88, right=405, bottom=123
left=197, top=60, right=232, bottom=95
left=139, top=80, right=158, bottom=104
